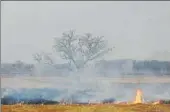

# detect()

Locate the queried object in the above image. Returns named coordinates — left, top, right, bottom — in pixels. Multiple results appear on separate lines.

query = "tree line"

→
left=1, top=60, right=170, bottom=76
left=1, top=30, right=170, bottom=76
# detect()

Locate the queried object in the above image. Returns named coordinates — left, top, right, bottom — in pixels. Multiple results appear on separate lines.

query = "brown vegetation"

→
left=2, top=104, right=170, bottom=112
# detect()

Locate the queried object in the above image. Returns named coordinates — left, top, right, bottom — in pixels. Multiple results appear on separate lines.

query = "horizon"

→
left=1, top=58, right=170, bottom=65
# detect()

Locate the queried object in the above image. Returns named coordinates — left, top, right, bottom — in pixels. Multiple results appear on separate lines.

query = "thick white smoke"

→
left=1, top=66, right=170, bottom=103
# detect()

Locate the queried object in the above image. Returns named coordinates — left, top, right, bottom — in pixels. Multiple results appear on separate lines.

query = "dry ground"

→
left=2, top=104, right=170, bottom=112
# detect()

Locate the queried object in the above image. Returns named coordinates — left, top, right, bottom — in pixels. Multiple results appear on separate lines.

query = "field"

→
left=2, top=104, right=170, bottom=112
left=2, top=76, right=170, bottom=112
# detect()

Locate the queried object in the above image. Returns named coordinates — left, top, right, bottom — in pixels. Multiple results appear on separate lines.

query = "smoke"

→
left=1, top=61, right=170, bottom=103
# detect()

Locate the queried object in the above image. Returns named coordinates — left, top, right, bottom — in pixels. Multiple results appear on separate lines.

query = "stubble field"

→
left=2, top=104, right=170, bottom=112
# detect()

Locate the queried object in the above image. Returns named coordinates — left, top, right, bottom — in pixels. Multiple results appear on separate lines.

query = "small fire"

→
left=152, top=100, right=163, bottom=105
left=133, top=89, right=144, bottom=104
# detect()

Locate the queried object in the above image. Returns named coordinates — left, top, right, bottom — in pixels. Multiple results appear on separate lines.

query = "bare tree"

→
left=33, top=52, right=54, bottom=65
left=53, top=30, right=113, bottom=71
left=33, top=53, right=43, bottom=63
left=33, top=30, right=113, bottom=71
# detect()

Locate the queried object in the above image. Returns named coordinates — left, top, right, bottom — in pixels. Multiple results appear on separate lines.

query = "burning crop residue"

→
left=133, top=89, right=144, bottom=104
left=115, top=88, right=168, bottom=105
left=2, top=88, right=170, bottom=112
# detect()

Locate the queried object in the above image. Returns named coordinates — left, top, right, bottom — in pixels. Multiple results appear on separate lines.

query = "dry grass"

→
left=2, top=104, right=170, bottom=112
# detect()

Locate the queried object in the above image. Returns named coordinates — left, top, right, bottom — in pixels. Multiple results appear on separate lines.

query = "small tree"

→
left=33, top=52, right=54, bottom=65
left=34, top=30, right=113, bottom=71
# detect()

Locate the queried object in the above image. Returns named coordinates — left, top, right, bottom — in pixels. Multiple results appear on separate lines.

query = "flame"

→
left=133, top=89, right=144, bottom=104
left=152, top=100, right=163, bottom=105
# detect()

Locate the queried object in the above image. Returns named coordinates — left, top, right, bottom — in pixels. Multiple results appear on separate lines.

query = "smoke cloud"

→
left=1, top=66, right=170, bottom=103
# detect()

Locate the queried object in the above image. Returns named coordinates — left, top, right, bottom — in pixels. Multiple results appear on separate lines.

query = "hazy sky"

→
left=2, top=1, right=170, bottom=63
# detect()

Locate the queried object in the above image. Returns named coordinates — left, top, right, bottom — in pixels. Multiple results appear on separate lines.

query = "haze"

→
left=2, top=1, right=170, bottom=63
